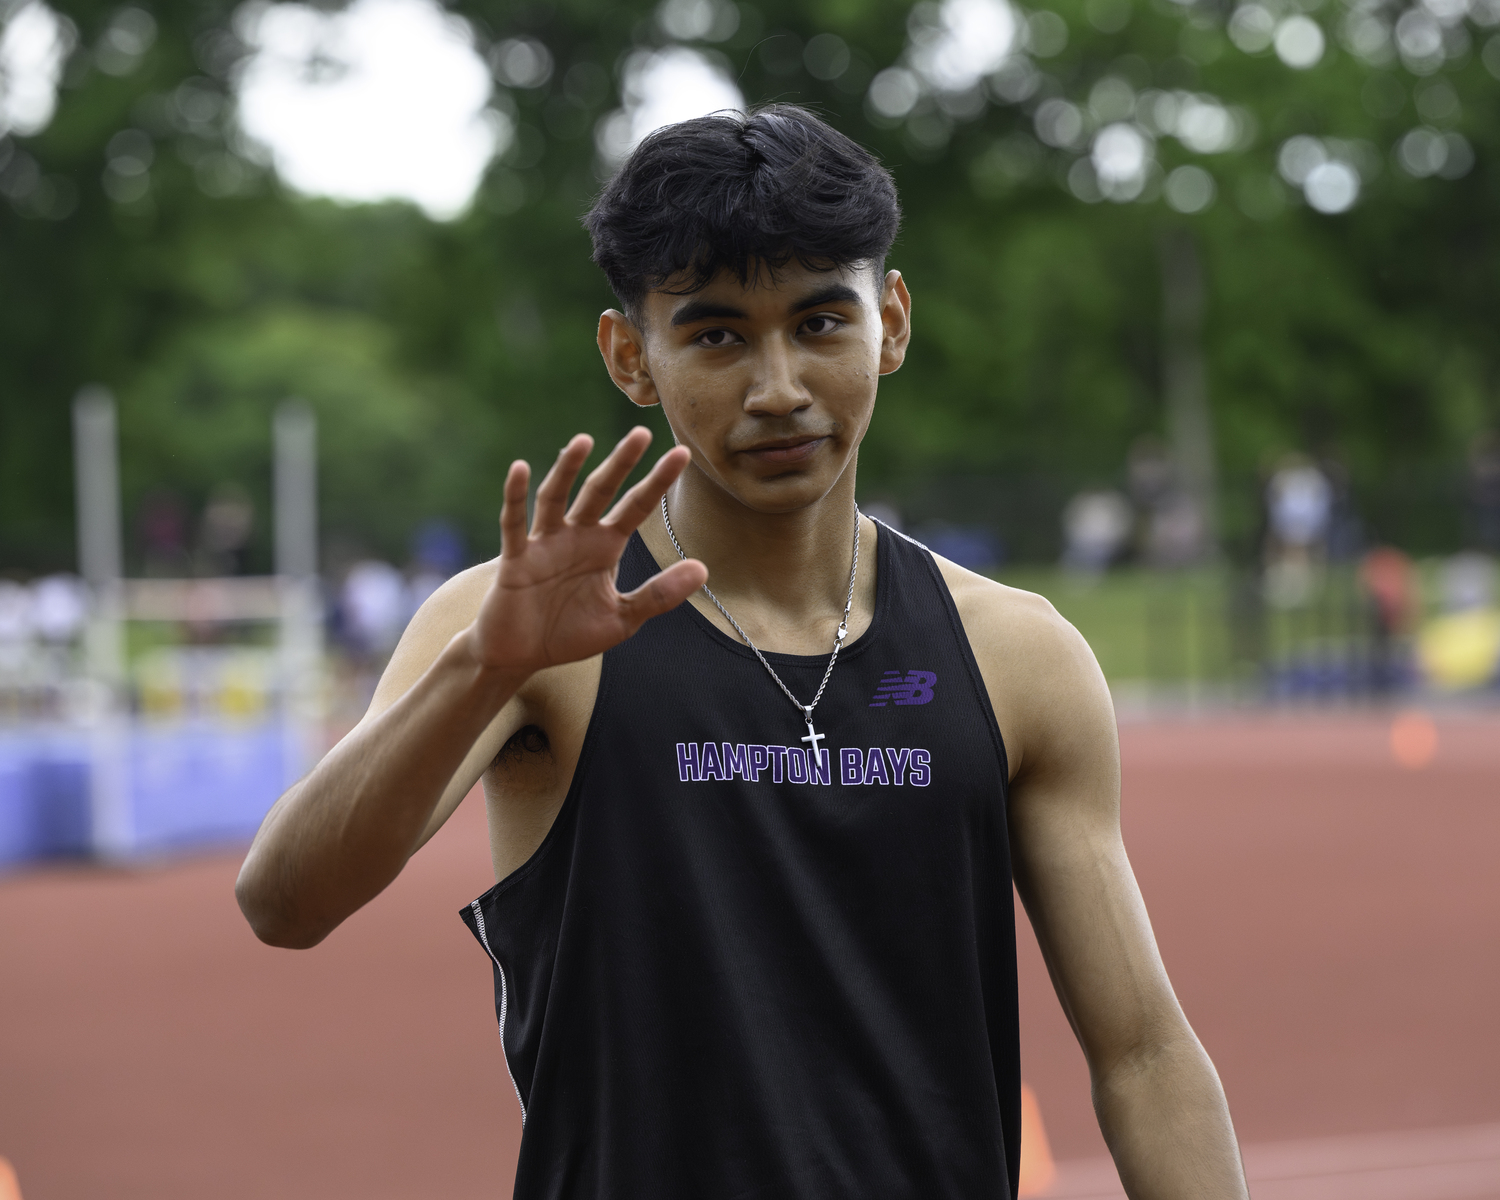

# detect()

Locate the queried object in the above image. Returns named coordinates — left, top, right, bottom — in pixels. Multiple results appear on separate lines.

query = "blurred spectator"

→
left=1439, top=552, right=1496, bottom=612
left=1144, top=494, right=1204, bottom=568
left=1061, top=490, right=1132, bottom=576
left=1360, top=548, right=1420, bottom=634
left=30, top=575, right=87, bottom=643
left=918, top=525, right=1004, bottom=572
left=406, top=519, right=466, bottom=614
left=340, top=560, right=407, bottom=656
left=0, top=580, right=30, bottom=642
left=1267, top=456, right=1333, bottom=548
left=197, top=485, right=255, bottom=576
left=1468, top=432, right=1500, bottom=553
left=138, top=490, right=191, bottom=576
left=0, top=577, right=85, bottom=719
left=1359, top=547, right=1419, bottom=694
left=1263, top=454, right=1332, bottom=608
left=405, top=575, right=446, bottom=618
left=412, top=519, right=466, bottom=575
left=1127, top=437, right=1204, bottom=567
left=1418, top=555, right=1500, bottom=691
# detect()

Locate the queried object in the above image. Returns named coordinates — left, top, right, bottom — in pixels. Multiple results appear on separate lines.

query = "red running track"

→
left=1, top=712, right=1497, bottom=1198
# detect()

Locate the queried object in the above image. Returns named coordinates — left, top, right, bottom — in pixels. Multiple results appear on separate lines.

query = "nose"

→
left=742, top=336, right=811, bottom=417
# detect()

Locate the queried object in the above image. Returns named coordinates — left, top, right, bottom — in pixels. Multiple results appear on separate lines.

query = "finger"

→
left=531, top=434, right=594, bottom=534
left=618, top=558, right=708, bottom=628
left=499, top=460, right=530, bottom=558
left=601, top=445, right=693, bottom=533
left=567, top=426, right=653, bottom=526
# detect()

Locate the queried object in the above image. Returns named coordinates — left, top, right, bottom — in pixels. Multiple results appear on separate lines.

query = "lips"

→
left=740, top=435, right=829, bottom=464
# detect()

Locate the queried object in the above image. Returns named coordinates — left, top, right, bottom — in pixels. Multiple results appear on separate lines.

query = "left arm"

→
left=946, top=567, right=1249, bottom=1200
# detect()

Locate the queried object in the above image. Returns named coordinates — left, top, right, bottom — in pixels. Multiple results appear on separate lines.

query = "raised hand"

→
left=466, top=428, right=707, bottom=676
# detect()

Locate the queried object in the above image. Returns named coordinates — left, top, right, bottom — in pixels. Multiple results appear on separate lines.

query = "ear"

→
left=876, top=270, right=912, bottom=377
left=597, top=310, right=661, bottom=407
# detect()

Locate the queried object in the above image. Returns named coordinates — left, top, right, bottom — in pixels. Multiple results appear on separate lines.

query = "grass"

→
left=991, top=563, right=1406, bottom=688
left=994, top=566, right=1235, bottom=684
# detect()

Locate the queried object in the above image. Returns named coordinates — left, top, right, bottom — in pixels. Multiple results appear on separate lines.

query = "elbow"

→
left=234, top=863, right=327, bottom=950
left=1093, top=1024, right=1209, bottom=1098
left=247, top=919, right=327, bottom=952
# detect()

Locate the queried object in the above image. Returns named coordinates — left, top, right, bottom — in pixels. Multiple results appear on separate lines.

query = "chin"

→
left=731, top=470, right=843, bottom=514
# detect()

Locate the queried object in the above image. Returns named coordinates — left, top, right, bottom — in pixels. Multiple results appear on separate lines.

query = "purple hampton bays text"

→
left=675, top=743, right=931, bottom=787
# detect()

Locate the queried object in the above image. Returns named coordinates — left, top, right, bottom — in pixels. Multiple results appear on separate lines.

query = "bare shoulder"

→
left=927, top=554, right=1114, bottom=781
left=366, top=558, right=497, bottom=713
left=930, top=556, right=1092, bottom=677
left=367, top=557, right=600, bottom=734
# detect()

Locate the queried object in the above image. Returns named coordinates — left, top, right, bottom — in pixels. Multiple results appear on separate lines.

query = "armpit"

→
left=493, top=723, right=552, bottom=767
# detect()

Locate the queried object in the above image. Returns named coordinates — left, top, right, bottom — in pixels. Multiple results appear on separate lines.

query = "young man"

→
left=236, top=106, right=1249, bottom=1199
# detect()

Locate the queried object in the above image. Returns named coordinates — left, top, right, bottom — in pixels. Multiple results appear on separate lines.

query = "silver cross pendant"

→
left=800, top=715, right=826, bottom=758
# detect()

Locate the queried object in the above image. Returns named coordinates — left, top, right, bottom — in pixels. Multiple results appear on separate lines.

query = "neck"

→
left=642, top=461, right=876, bottom=654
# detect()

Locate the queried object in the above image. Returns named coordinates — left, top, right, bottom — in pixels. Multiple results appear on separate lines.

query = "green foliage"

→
left=122, top=301, right=495, bottom=567
left=3, top=0, right=1499, bottom=574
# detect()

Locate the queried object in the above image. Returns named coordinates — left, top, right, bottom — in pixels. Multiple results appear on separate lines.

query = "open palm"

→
left=467, top=428, right=707, bottom=676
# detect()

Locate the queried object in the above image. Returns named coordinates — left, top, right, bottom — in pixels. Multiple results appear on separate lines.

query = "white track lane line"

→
left=1041, top=1122, right=1500, bottom=1200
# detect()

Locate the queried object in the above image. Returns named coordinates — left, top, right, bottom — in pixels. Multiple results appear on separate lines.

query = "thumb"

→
left=619, top=559, right=708, bottom=628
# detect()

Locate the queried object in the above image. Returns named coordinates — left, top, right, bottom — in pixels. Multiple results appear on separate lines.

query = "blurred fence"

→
left=0, top=393, right=324, bottom=872
left=0, top=592, right=315, bottom=870
left=1003, top=560, right=1500, bottom=705
left=0, top=720, right=291, bottom=865
left=5, top=398, right=1499, bottom=874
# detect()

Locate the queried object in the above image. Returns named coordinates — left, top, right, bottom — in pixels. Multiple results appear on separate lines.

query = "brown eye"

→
left=803, top=316, right=838, bottom=335
left=698, top=329, right=735, bottom=347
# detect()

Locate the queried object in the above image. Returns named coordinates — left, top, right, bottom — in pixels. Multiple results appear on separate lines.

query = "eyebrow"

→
left=790, top=283, right=864, bottom=313
left=670, top=300, right=747, bottom=327
left=668, top=283, right=866, bottom=328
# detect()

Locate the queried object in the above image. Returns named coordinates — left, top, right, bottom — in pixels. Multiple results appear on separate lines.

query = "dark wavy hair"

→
left=583, top=104, right=901, bottom=324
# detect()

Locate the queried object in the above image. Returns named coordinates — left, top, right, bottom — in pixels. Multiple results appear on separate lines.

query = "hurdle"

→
left=0, top=391, right=325, bottom=865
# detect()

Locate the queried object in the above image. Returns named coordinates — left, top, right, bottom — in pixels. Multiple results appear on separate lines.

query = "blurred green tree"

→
left=2, top=0, right=1497, bottom=572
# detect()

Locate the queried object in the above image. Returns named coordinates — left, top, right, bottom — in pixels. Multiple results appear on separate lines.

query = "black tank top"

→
left=462, top=524, right=1019, bottom=1200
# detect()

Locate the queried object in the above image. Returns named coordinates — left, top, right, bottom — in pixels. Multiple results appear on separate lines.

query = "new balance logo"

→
left=868, top=670, right=937, bottom=707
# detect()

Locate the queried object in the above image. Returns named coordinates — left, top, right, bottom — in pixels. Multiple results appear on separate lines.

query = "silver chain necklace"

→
left=661, top=494, right=860, bottom=759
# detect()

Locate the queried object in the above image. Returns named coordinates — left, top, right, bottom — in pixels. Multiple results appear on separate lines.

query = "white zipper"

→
left=470, top=899, right=528, bottom=1125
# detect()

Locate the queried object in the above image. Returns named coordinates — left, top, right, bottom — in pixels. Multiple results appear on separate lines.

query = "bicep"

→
left=1004, top=623, right=1186, bottom=1077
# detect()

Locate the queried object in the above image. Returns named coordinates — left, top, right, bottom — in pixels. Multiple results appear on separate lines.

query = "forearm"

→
left=1092, top=1032, right=1249, bottom=1200
left=235, top=632, right=524, bottom=948
left=233, top=430, right=701, bottom=947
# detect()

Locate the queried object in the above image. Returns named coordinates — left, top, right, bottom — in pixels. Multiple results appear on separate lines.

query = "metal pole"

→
left=74, top=388, right=123, bottom=592
left=274, top=401, right=318, bottom=581
left=1161, top=228, right=1218, bottom=559
left=274, top=401, right=323, bottom=785
left=72, top=386, right=132, bottom=858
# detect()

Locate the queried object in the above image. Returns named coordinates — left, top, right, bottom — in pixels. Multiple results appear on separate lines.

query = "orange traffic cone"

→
left=0, top=1157, right=23, bottom=1200
left=1018, top=1082, right=1056, bottom=1196
left=1390, top=709, right=1438, bottom=769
